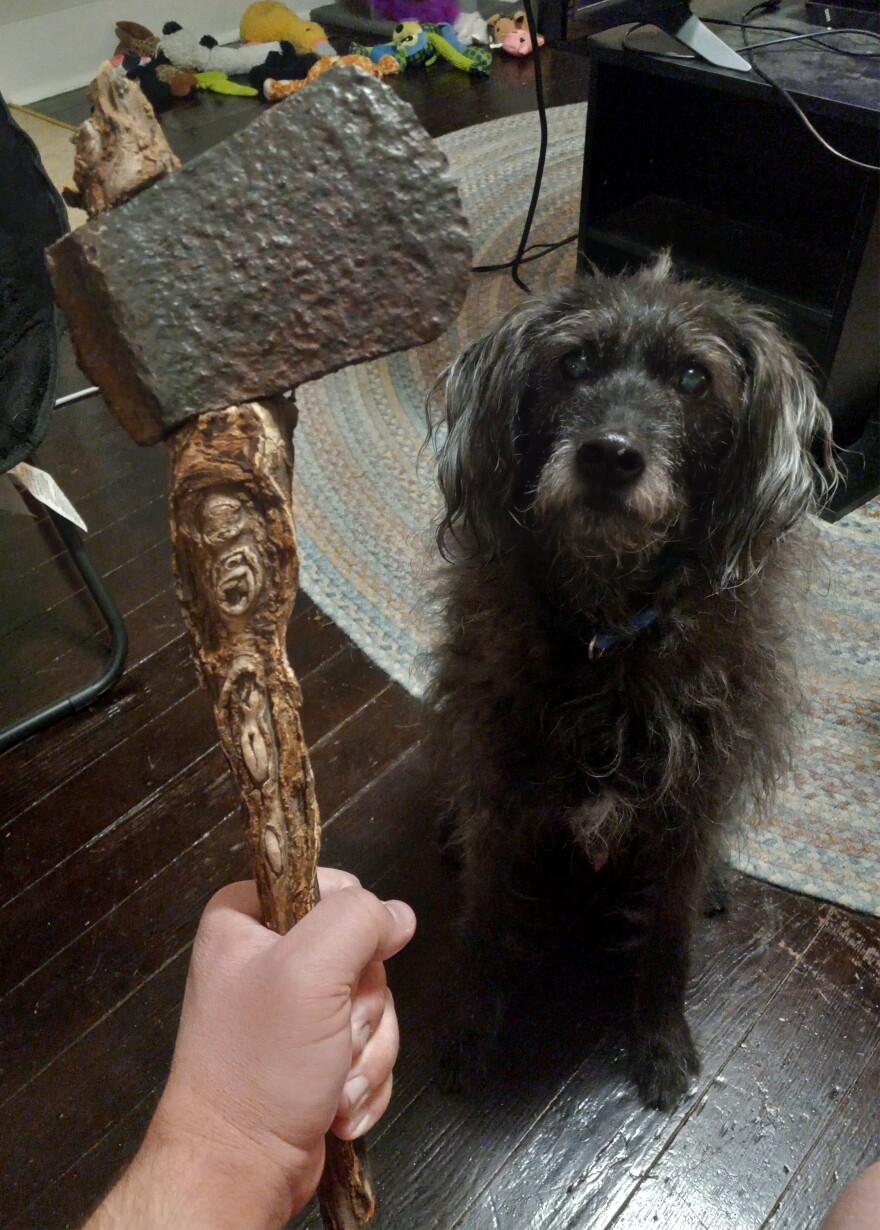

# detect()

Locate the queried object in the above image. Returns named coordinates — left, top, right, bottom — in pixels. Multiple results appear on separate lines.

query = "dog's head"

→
left=430, top=257, right=834, bottom=587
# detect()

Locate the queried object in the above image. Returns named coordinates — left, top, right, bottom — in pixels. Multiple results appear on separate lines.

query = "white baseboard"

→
left=0, top=0, right=310, bottom=106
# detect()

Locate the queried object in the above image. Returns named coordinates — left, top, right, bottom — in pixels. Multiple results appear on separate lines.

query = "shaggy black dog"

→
left=426, top=256, right=834, bottom=1111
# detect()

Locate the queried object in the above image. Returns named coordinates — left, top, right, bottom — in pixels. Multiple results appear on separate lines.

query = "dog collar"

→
left=588, top=607, right=658, bottom=659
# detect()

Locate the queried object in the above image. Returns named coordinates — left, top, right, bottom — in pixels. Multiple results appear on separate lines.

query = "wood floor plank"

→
left=0, top=591, right=323, bottom=821
left=444, top=884, right=830, bottom=1230
left=17, top=1089, right=162, bottom=1230
left=4, top=742, right=428, bottom=1226
left=0, top=537, right=178, bottom=723
left=0, top=416, right=165, bottom=553
left=0, top=647, right=405, bottom=996
left=604, top=908, right=880, bottom=1230
left=0, top=801, right=249, bottom=1099
left=1, top=947, right=189, bottom=1221
left=0, top=492, right=173, bottom=652
left=763, top=1041, right=880, bottom=1229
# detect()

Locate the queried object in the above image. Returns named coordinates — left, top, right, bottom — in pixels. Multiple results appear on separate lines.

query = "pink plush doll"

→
left=500, top=26, right=544, bottom=55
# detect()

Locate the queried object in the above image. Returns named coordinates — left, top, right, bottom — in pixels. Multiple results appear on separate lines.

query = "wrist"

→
left=87, top=1089, right=322, bottom=1230
left=152, top=1084, right=324, bottom=1226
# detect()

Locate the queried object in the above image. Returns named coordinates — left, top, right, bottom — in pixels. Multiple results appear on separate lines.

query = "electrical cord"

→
left=473, top=0, right=878, bottom=290
left=711, top=19, right=880, bottom=56
left=471, top=1, right=556, bottom=292
left=621, top=17, right=880, bottom=58
left=621, top=12, right=880, bottom=172
left=737, top=15, right=880, bottom=171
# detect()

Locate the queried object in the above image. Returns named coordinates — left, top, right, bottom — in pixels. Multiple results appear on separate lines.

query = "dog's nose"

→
left=577, top=433, right=646, bottom=485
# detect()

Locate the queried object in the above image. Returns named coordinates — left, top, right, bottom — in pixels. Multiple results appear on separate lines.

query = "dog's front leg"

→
left=624, top=839, right=704, bottom=1112
left=439, top=823, right=539, bottom=1093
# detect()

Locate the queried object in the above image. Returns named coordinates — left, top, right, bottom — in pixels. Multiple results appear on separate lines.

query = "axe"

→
left=48, top=64, right=470, bottom=1229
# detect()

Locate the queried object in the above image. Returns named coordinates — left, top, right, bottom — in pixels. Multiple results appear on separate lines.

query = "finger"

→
left=350, top=961, right=388, bottom=1058
left=284, top=887, right=416, bottom=991
left=317, top=866, right=362, bottom=896
left=332, top=1072, right=394, bottom=1141
left=199, top=867, right=362, bottom=938
left=336, top=988, right=399, bottom=1119
left=203, top=880, right=263, bottom=922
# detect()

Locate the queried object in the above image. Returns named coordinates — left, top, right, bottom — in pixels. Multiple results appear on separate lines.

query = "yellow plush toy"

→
left=240, top=1, right=334, bottom=56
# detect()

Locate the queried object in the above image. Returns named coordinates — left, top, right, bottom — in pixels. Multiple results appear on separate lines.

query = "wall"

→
left=0, top=0, right=308, bottom=105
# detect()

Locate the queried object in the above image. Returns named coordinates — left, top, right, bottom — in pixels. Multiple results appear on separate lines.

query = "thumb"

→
left=283, top=886, right=416, bottom=990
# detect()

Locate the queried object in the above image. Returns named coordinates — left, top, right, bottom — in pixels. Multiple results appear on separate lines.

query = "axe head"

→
left=48, top=69, right=471, bottom=444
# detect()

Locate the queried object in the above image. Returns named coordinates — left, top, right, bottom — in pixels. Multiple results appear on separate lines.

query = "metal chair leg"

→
left=0, top=508, right=128, bottom=751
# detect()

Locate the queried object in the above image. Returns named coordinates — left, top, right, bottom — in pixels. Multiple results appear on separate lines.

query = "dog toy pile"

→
left=260, top=53, right=400, bottom=101
left=351, top=21, right=491, bottom=74
left=239, top=1, right=335, bottom=57
left=110, top=20, right=264, bottom=108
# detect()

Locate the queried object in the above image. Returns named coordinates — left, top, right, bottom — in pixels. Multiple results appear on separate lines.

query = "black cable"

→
left=621, top=12, right=880, bottom=173
left=475, top=231, right=579, bottom=273
left=471, top=2, right=553, bottom=292
left=622, top=18, right=880, bottom=57
left=737, top=14, right=880, bottom=171
left=712, top=19, right=880, bottom=57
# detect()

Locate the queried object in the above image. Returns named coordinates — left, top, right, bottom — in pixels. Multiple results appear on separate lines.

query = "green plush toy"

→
left=351, top=21, right=490, bottom=74
left=195, top=71, right=259, bottom=96
left=424, top=24, right=491, bottom=74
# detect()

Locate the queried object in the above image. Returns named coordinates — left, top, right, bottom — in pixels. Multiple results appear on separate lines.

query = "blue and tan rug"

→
left=293, top=103, right=879, bottom=917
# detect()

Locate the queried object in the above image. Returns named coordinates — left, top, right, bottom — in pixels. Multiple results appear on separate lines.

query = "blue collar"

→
left=588, top=607, right=658, bottom=659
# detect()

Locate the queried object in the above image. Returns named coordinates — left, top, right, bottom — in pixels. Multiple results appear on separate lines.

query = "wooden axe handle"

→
left=67, top=69, right=377, bottom=1225
left=168, top=400, right=375, bottom=1227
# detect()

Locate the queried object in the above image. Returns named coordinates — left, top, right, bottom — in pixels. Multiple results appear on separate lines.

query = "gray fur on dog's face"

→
left=431, top=257, right=833, bottom=587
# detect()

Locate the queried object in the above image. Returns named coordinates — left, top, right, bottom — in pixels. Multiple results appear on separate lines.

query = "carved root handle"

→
left=319, top=1136, right=375, bottom=1228
left=169, top=402, right=374, bottom=1227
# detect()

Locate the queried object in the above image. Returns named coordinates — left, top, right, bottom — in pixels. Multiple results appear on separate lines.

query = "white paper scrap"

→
left=7, top=462, right=88, bottom=532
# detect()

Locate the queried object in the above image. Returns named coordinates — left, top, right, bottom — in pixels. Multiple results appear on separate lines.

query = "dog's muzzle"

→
left=576, top=432, right=646, bottom=488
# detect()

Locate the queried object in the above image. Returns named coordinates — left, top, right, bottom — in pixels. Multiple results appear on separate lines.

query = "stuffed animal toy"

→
left=195, top=71, right=259, bottom=95
left=500, top=26, right=544, bottom=55
left=352, top=22, right=435, bottom=69
left=261, top=53, right=399, bottom=101
left=352, top=20, right=490, bottom=73
left=486, top=9, right=527, bottom=42
left=159, top=21, right=282, bottom=74
left=370, top=0, right=460, bottom=26
left=111, top=22, right=198, bottom=110
left=248, top=42, right=318, bottom=96
left=425, top=21, right=491, bottom=72
left=110, top=52, right=177, bottom=110
left=240, top=2, right=335, bottom=57
left=114, top=20, right=160, bottom=57
left=453, top=11, right=491, bottom=45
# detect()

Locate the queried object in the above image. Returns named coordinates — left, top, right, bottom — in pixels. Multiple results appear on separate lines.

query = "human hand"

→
left=87, top=869, right=415, bottom=1230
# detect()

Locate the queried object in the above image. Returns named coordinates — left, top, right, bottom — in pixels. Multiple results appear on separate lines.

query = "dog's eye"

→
left=561, top=348, right=591, bottom=381
left=676, top=365, right=711, bottom=397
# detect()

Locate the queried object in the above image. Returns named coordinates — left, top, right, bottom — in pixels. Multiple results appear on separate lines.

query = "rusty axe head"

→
left=47, top=68, right=471, bottom=444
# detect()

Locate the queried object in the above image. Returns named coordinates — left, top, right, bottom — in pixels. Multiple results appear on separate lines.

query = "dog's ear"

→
left=710, top=308, right=835, bottom=588
left=428, top=312, right=536, bottom=561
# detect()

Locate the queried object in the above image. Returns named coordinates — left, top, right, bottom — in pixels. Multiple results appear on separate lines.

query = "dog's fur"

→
left=425, top=257, right=834, bottom=1111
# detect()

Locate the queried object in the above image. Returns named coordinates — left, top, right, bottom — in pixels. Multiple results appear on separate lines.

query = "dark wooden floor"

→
left=2, top=47, right=878, bottom=1230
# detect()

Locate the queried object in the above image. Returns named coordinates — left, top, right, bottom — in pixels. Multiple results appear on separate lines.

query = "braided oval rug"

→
left=293, top=102, right=879, bottom=917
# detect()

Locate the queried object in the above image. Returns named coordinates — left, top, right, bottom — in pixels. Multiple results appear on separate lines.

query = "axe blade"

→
left=48, top=69, right=471, bottom=444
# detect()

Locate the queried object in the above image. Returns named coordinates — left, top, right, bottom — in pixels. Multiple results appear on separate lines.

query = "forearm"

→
left=83, top=1098, right=318, bottom=1230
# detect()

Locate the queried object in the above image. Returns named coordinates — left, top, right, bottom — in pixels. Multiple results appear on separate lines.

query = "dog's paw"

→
left=626, top=1022, right=700, bottom=1112
left=702, top=871, right=730, bottom=917
left=436, top=979, right=509, bottom=1096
